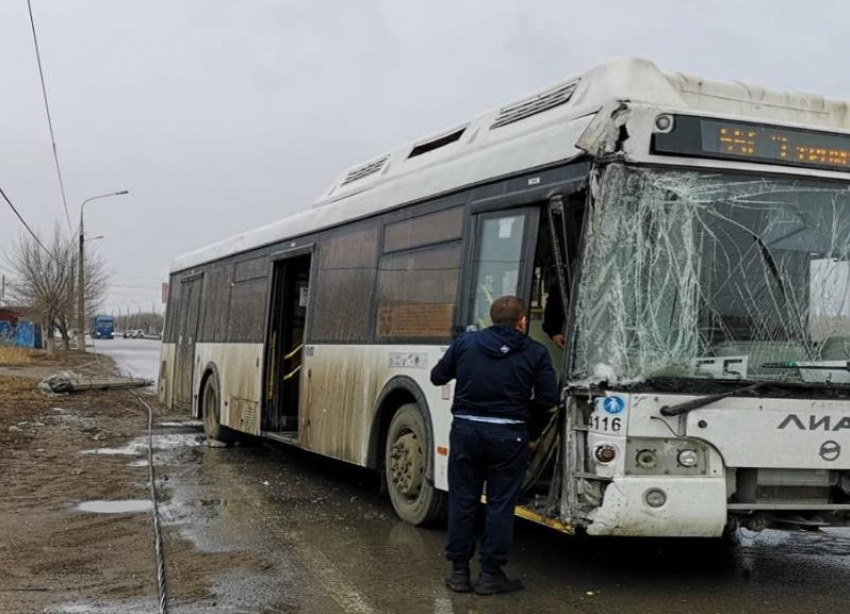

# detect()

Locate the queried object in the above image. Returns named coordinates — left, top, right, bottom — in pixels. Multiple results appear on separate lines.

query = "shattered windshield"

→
left=572, top=164, right=850, bottom=385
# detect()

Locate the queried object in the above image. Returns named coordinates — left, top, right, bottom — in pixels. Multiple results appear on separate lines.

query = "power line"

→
left=26, top=0, right=72, bottom=232
left=0, top=184, right=56, bottom=259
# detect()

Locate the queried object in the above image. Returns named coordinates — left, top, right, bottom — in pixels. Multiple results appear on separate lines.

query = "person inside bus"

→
left=541, top=280, right=566, bottom=349
left=431, top=295, right=558, bottom=596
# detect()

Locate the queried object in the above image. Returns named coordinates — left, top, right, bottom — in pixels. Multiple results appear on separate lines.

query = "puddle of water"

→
left=81, top=432, right=204, bottom=457
left=84, top=444, right=144, bottom=456
left=157, top=420, right=203, bottom=427
left=51, top=599, right=156, bottom=614
left=76, top=500, right=152, bottom=514
left=51, top=574, right=284, bottom=614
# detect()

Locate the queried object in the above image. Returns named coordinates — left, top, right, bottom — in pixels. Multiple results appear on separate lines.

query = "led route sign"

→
left=652, top=115, right=850, bottom=173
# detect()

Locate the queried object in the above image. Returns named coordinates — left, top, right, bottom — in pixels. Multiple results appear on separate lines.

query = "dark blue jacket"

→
left=430, top=325, right=559, bottom=421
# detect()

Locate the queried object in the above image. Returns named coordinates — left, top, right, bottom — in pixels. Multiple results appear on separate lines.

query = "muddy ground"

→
left=4, top=342, right=850, bottom=614
left=0, top=350, right=263, bottom=613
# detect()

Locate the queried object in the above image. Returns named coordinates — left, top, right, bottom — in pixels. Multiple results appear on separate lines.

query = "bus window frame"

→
left=373, top=238, right=465, bottom=345
left=367, top=198, right=469, bottom=346
left=306, top=220, right=381, bottom=345
left=463, top=206, right=541, bottom=330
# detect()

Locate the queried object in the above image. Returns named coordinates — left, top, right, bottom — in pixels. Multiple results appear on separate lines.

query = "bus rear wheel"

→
left=202, top=374, right=235, bottom=445
left=384, top=403, right=447, bottom=526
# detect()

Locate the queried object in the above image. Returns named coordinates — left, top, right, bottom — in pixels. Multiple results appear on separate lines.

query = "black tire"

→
left=202, top=374, right=235, bottom=445
left=384, top=403, right=447, bottom=526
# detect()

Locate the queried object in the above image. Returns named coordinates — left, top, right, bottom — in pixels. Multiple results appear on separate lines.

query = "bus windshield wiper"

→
left=658, top=377, right=850, bottom=417
left=659, top=382, right=768, bottom=417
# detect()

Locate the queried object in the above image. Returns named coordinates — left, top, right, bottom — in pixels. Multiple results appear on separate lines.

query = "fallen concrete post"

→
left=39, top=371, right=153, bottom=394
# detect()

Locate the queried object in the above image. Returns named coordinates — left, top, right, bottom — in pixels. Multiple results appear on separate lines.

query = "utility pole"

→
left=77, top=190, right=129, bottom=350
left=77, top=219, right=85, bottom=349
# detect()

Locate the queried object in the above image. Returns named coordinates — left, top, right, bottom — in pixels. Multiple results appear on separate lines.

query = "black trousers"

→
left=445, top=418, right=528, bottom=573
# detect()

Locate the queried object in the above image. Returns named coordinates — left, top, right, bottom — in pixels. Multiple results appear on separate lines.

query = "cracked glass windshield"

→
left=572, top=164, right=850, bottom=385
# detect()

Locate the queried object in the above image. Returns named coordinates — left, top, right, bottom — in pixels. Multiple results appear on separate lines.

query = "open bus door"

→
left=466, top=194, right=585, bottom=531
left=543, top=192, right=589, bottom=527
left=512, top=192, right=587, bottom=531
left=263, top=250, right=312, bottom=439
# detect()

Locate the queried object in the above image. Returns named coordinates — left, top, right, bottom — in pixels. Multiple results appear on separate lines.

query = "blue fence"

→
left=0, top=321, right=12, bottom=344
left=0, top=321, right=42, bottom=349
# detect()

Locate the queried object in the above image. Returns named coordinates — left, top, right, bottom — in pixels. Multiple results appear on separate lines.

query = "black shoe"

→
left=445, top=565, right=472, bottom=593
left=474, top=570, right=524, bottom=596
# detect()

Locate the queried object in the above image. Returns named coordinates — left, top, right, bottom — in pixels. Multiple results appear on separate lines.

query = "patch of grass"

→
left=0, top=346, right=34, bottom=365
left=0, top=375, right=37, bottom=400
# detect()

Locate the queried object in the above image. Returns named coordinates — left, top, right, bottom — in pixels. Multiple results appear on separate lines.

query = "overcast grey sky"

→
left=2, top=0, right=850, bottom=315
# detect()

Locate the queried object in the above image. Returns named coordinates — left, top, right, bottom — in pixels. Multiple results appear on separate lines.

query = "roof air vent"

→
left=491, top=80, right=579, bottom=129
left=340, top=155, right=390, bottom=187
left=408, top=127, right=466, bottom=159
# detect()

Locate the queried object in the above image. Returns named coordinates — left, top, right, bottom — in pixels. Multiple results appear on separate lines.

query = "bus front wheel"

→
left=202, top=374, right=235, bottom=445
left=384, top=403, right=447, bottom=526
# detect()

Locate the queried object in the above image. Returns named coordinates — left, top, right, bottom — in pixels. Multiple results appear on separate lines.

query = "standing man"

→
left=431, top=295, right=558, bottom=595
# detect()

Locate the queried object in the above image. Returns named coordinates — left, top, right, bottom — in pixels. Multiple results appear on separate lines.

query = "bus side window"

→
left=471, top=214, right=527, bottom=329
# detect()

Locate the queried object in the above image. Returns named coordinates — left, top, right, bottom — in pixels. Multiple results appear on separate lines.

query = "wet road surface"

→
left=98, top=342, right=850, bottom=613
left=159, top=439, right=850, bottom=614
left=91, top=336, right=161, bottom=383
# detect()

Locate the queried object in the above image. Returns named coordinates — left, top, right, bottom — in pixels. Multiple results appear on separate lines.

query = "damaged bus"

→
left=160, top=57, right=850, bottom=537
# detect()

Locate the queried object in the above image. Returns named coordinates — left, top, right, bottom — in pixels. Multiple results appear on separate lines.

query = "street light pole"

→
left=77, top=190, right=129, bottom=350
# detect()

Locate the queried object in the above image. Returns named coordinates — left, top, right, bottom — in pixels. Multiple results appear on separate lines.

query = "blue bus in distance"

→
left=91, top=315, right=115, bottom=339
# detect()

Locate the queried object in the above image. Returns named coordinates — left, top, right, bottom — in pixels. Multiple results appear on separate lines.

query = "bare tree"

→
left=5, top=226, right=109, bottom=352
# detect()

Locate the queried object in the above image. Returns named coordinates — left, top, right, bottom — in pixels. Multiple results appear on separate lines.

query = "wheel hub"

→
left=390, top=431, right=423, bottom=498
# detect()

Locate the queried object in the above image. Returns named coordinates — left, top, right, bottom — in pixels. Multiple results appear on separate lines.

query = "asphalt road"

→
left=91, top=336, right=161, bottom=384
left=97, top=341, right=850, bottom=614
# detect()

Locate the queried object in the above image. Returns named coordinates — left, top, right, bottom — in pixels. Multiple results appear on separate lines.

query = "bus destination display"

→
left=652, top=115, right=850, bottom=173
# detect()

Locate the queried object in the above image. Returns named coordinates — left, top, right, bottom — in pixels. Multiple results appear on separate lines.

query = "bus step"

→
left=264, top=431, right=299, bottom=445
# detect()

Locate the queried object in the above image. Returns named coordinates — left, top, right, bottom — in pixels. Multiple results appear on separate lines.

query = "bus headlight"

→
left=626, top=438, right=708, bottom=475
left=677, top=449, right=699, bottom=468
left=594, top=444, right=617, bottom=464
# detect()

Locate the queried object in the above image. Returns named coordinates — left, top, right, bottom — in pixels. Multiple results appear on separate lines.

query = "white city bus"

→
left=160, top=57, right=850, bottom=536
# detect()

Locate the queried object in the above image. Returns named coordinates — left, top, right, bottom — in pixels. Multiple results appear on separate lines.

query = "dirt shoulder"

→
left=0, top=350, right=264, bottom=614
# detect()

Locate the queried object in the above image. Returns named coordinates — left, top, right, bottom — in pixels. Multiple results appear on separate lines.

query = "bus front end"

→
left=92, top=316, right=115, bottom=340
left=574, top=389, right=850, bottom=536
left=563, top=108, right=850, bottom=536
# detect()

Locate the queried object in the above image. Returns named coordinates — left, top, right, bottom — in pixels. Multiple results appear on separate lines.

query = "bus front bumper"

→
left=585, top=476, right=727, bottom=537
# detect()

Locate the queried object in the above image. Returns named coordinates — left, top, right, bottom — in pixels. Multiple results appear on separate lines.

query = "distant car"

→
left=133, top=329, right=146, bottom=339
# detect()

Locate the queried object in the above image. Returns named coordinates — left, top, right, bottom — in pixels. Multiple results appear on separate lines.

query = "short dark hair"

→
left=490, top=295, right=526, bottom=327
